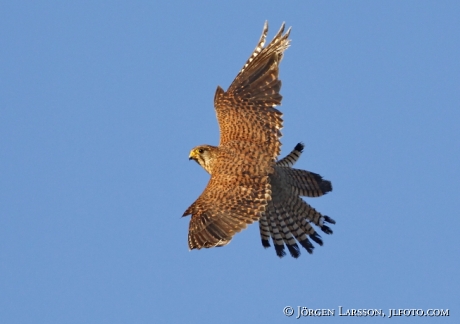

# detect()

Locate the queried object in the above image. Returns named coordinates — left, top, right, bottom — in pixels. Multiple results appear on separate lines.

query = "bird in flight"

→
left=184, top=22, right=335, bottom=258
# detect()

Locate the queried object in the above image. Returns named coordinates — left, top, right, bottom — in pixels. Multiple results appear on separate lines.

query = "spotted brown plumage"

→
left=184, top=22, right=335, bottom=258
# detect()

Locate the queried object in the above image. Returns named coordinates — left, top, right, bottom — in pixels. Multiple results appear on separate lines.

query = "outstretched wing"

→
left=215, top=21, right=291, bottom=160
left=184, top=22, right=291, bottom=250
left=185, top=158, right=271, bottom=249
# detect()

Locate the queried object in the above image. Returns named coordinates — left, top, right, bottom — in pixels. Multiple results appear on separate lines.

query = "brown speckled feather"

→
left=184, top=22, right=290, bottom=250
left=185, top=142, right=272, bottom=249
left=215, top=22, right=290, bottom=159
left=184, top=23, right=334, bottom=257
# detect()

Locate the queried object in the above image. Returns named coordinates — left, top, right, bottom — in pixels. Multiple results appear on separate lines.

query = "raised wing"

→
left=214, top=22, right=291, bottom=160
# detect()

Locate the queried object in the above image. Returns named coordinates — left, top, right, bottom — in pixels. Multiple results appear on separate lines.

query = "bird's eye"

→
left=198, top=149, right=204, bottom=154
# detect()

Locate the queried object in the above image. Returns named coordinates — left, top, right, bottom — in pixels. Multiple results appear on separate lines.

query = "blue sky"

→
left=1, top=1, right=459, bottom=323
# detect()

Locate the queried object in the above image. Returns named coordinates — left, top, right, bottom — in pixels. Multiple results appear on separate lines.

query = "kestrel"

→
left=184, top=22, right=335, bottom=258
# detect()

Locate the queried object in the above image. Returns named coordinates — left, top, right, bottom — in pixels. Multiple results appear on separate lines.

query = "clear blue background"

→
left=1, top=1, right=459, bottom=323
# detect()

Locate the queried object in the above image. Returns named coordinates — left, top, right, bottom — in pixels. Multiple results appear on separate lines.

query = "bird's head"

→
left=188, top=145, right=218, bottom=174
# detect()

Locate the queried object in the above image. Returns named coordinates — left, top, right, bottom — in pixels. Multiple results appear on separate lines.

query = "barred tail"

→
left=259, top=189, right=335, bottom=258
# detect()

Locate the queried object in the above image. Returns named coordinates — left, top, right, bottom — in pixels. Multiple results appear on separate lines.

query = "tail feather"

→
left=283, top=168, right=332, bottom=197
left=276, top=142, right=332, bottom=197
left=259, top=214, right=271, bottom=248
left=281, top=202, right=315, bottom=255
left=276, top=142, right=304, bottom=167
left=260, top=182, right=335, bottom=257
left=274, top=207, right=300, bottom=258
left=266, top=205, right=286, bottom=257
